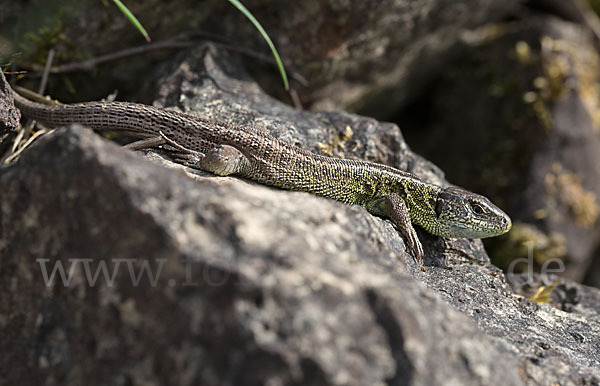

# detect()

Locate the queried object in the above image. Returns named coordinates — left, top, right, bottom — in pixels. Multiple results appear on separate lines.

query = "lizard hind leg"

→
left=157, top=131, right=250, bottom=176
left=199, top=144, right=252, bottom=176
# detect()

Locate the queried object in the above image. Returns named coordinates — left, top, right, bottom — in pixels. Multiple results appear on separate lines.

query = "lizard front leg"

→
left=367, top=193, right=424, bottom=263
left=384, top=193, right=424, bottom=263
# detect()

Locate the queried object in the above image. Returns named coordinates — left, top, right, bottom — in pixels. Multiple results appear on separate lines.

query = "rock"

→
left=0, top=124, right=518, bottom=385
left=0, top=125, right=525, bottom=385
left=1, top=44, right=599, bottom=385
left=0, top=71, right=20, bottom=156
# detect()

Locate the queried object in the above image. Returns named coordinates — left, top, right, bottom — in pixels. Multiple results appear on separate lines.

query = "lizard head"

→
left=432, top=186, right=512, bottom=239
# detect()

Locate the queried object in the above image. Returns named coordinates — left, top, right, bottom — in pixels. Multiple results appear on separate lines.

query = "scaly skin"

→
left=11, top=88, right=512, bottom=262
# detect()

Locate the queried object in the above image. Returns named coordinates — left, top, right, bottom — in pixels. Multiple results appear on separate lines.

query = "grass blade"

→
left=227, top=0, right=289, bottom=90
left=113, top=0, right=151, bottom=42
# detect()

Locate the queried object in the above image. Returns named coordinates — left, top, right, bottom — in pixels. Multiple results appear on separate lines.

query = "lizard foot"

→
left=158, top=131, right=206, bottom=168
left=400, top=225, right=424, bottom=264
left=170, top=152, right=205, bottom=168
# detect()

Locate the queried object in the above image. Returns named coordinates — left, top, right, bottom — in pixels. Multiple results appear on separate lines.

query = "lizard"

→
left=10, top=86, right=512, bottom=263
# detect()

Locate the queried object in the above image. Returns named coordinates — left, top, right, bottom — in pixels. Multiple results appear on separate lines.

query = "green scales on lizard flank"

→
left=11, top=87, right=512, bottom=262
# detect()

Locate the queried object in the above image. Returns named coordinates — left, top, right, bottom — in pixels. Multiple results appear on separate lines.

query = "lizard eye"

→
left=470, top=203, right=484, bottom=215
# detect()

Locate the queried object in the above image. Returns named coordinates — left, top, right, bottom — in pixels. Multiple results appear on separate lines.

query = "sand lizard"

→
left=11, top=87, right=512, bottom=262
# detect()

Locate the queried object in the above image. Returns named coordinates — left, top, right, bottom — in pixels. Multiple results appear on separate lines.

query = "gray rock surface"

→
left=0, top=44, right=599, bottom=385
left=0, top=71, right=20, bottom=155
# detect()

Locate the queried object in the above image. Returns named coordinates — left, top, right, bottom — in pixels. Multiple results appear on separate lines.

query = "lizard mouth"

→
left=441, top=214, right=512, bottom=239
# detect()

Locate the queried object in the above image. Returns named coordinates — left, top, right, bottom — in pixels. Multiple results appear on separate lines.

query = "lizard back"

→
left=12, top=92, right=425, bottom=206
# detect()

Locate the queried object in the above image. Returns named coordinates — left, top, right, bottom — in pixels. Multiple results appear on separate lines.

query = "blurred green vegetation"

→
left=588, top=0, right=600, bottom=15
left=1, top=0, right=92, bottom=64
